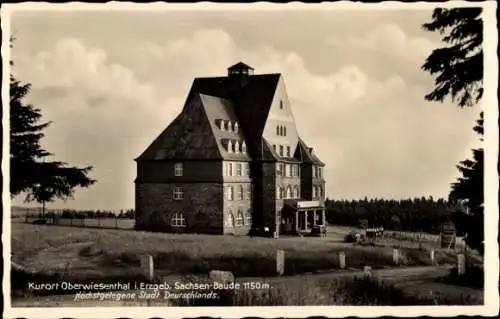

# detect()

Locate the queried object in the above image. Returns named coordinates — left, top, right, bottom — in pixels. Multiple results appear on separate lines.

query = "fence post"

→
left=140, top=254, right=154, bottom=281
left=393, top=248, right=399, bottom=265
left=276, top=250, right=285, bottom=276
left=457, top=254, right=465, bottom=275
left=429, top=248, right=436, bottom=265
left=338, top=251, right=346, bottom=269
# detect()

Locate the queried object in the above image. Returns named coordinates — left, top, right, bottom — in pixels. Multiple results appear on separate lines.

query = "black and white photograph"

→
left=2, top=2, right=498, bottom=317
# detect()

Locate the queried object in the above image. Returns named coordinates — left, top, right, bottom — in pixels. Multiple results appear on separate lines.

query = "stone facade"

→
left=135, top=182, right=224, bottom=234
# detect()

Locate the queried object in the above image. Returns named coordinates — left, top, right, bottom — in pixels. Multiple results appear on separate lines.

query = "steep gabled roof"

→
left=186, top=74, right=281, bottom=161
left=295, top=138, right=325, bottom=166
left=200, top=94, right=251, bottom=161
left=136, top=94, right=223, bottom=161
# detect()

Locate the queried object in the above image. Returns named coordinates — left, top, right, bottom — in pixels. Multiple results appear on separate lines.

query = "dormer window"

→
left=242, top=142, right=247, bottom=154
left=227, top=140, right=233, bottom=153
left=234, top=122, right=239, bottom=133
left=228, top=121, right=233, bottom=132
left=235, top=141, right=240, bottom=153
left=221, top=120, right=227, bottom=131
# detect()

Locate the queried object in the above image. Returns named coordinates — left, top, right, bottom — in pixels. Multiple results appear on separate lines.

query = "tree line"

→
left=324, top=197, right=458, bottom=234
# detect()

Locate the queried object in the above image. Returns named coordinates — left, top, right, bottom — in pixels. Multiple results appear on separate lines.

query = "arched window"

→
left=293, top=185, right=300, bottom=198
left=171, top=212, right=186, bottom=227
left=228, top=121, right=233, bottom=132
left=235, top=210, right=244, bottom=227
left=286, top=185, right=292, bottom=199
left=235, top=141, right=240, bottom=153
left=242, top=142, right=247, bottom=154
left=221, top=120, right=227, bottom=131
left=227, top=140, right=233, bottom=153
left=280, top=100, right=283, bottom=109
left=225, top=210, right=234, bottom=228
left=283, top=126, right=287, bottom=136
left=276, top=125, right=280, bottom=136
left=234, top=122, right=239, bottom=133
left=246, top=210, right=252, bottom=226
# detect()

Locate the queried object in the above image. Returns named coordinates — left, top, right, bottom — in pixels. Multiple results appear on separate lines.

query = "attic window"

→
left=283, top=126, right=287, bottom=136
left=242, top=142, right=247, bottom=154
left=220, top=120, right=226, bottom=131
left=276, top=126, right=280, bottom=136
left=234, top=122, right=239, bottom=133
left=227, top=140, right=233, bottom=153
left=280, top=100, right=283, bottom=109
left=228, top=121, right=233, bottom=132
left=235, top=141, right=240, bottom=153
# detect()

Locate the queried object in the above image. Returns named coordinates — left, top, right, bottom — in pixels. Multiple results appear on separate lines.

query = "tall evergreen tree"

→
left=422, top=8, right=486, bottom=253
left=10, top=38, right=96, bottom=214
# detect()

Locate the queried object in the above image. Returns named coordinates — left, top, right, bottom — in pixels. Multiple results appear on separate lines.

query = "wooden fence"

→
left=16, top=216, right=135, bottom=230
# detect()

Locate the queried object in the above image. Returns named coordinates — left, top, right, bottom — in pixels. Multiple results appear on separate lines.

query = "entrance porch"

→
left=280, top=200, right=326, bottom=235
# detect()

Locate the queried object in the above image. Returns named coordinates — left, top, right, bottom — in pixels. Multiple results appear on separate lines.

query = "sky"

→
left=7, top=5, right=481, bottom=210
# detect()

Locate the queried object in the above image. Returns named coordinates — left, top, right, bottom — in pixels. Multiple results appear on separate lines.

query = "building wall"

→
left=136, top=160, right=223, bottom=183
left=260, top=162, right=278, bottom=232
left=222, top=182, right=253, bottom=235
left=135, top=182, right=224, bottom=234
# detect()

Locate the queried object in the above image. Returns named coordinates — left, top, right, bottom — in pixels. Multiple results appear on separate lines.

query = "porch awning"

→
left=283, top=199, right=324, bottom=210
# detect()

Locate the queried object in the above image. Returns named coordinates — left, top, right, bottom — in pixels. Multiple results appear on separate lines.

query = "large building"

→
left=135, top=62, right=326, bottom=235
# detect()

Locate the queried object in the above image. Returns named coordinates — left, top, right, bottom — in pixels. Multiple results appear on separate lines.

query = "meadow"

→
left=10, top=223, right=483, bottom=305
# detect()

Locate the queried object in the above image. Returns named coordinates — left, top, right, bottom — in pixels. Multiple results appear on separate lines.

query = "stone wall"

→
left=135, top=182, right=223, bottom=234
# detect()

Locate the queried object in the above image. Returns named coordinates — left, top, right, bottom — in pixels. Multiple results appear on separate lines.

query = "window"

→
left=279, top=145, right=284, bottom=157
left=276, top=186, right=281, bottom=199
left=285, top=164, right=291, bottom=177
left=170, top=212, right=186, bottom=227
left=242, top=142, right=247, bottom=154
left=292, top=164, right=299, bottom=177
left=318, top=186, right=322, bottom=198
left=235, top=141, right=240, bottom=153
left=318, top=167, right=322, bottom=178
left=173, top=187, right=184, bottom=200
left=286, top=186, right=292, bottom=199
left=279, top=126, right=283, bottom=136
left=276, top=163, right=282, bottom=176
left=225, top=211, right=234, bottom=228
left=228, top=121, right=233, bottom=132
left=246, top=184, right=252, bottom=200
left=283, top=126, right=287, bottom=136
left=286, top=146, right=291, bottom=157
left=237, top=185, right=244, bottom=200
left=279, top=187, right=284, bottom=199
left=174, top=163, right=183, bottom=177
left=280, top=100, right=283, bottom=109
left=244, top=162, right=250, bottom=176
left=273, top=144, right=277, bottom=152
left=312, top=166, right=316, bottom=178
left=235, top=210, right=244, bottom=227
left=312, top=186, right=317, bottom=198
left=236, top=163, right=242, bottom=176
left=221, top=120, right=227, bottom=131
left=246, top=210, right=252, bottom=226
left=226, top=186, right=234, bottom=201
left=293, top=185, right=300, bottom=198
left=227, top=140, right=233, bottom=153
left=228, top=162, right=233, bottom=176
left=234, top=122, right=239, bottom=133
left=276, top=126, right=280, bottom=136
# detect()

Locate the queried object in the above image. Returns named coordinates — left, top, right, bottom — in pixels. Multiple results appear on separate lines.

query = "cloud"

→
left=326, top=23, right=436, bottom=65
left=11, top=27, right=477, bottom=209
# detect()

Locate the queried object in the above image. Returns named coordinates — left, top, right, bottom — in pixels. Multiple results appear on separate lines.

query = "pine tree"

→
left=10, top=38, right=96, bottom=215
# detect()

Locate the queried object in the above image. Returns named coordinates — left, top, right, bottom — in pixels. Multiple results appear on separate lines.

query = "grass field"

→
left=12, top=223, right=465, bottom=280
left=10, top=223, right=483, bottom=305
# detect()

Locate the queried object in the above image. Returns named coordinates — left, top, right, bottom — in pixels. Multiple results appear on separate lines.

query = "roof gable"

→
left=136, top=94, right=223, bottom=161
